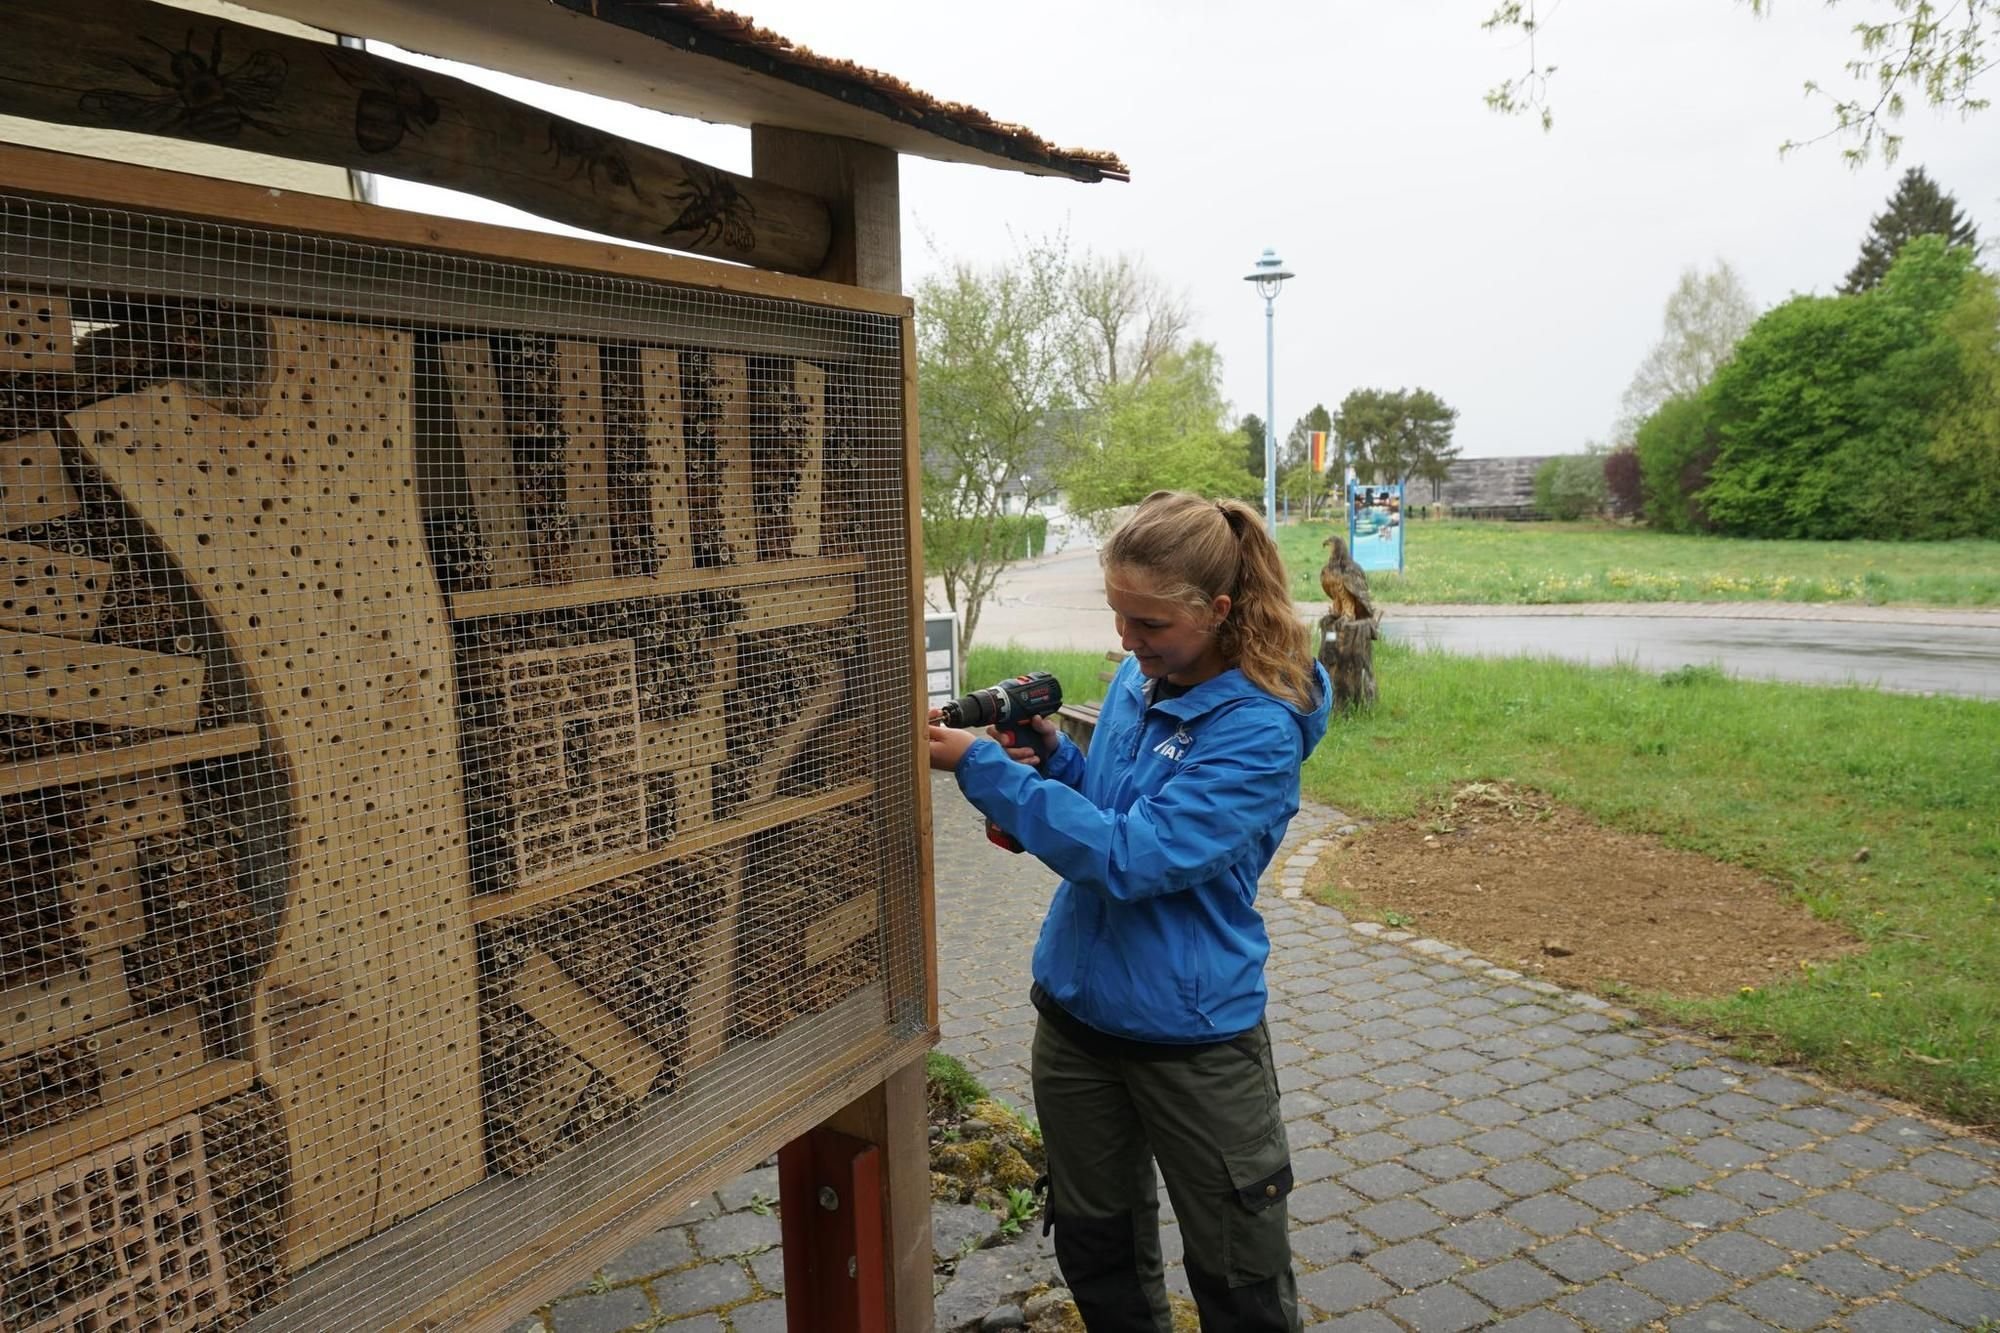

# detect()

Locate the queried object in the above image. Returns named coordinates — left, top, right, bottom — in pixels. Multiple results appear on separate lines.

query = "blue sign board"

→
left=1348, top=482, right=1404, bottom=573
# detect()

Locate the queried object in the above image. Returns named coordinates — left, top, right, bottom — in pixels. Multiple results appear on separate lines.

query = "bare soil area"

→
left=1308, top=782, right=1860, bottom=999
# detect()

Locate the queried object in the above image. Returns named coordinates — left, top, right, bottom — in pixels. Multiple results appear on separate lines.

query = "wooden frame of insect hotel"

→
left=0, top=2, right=1125, bottom=1329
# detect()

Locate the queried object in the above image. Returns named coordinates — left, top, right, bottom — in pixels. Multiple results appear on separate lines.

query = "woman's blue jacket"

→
left=953, top=655, right=1332, bottom=1043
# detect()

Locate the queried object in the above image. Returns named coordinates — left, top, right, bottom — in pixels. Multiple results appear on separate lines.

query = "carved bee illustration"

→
left=80, top=28, right=287, bottom=143
left=544, top=121, right=645, bottom=201
left=327, top=53, right=441, bottom=154
left=661, top=163, right=757, bottom=253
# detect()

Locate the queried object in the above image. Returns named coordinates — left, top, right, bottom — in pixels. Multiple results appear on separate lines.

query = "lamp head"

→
left=1243, top=246, right=1295, bottom=300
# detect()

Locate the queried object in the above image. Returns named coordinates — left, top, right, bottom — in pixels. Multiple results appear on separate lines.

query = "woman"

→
left=929, top=491, right=1330, bottom=1332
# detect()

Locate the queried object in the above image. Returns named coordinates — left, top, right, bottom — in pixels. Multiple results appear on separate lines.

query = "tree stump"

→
left=1318, top=613, right=1379, bottom=711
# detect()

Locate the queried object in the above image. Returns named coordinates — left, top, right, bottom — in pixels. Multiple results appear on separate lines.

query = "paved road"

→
left=523, top=776, right=2000, bottom=1331
left=942, top=547, right=2000, bottom=700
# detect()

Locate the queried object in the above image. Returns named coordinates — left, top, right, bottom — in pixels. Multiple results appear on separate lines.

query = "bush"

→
left=1532, top=454, right=1608, bottom=520
left=923, top=511, right=1048, bottom=571
left=1603, top=446, right=1644, bottom=519
left=1633, top=394, right=1717, bottom=533
left=1700, top=236, right=1998, bottom=539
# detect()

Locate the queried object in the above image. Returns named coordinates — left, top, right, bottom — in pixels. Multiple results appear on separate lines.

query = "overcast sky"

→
left=373, top=2, right=1999, bottom=459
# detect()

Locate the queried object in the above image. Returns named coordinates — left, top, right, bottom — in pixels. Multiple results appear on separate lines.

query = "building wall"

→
left=0, top=0, right=356, bottom=200
left=1431, top=455, right=1560, bottom=509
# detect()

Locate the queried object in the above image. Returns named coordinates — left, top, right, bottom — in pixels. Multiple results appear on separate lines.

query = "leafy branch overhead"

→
left=1483, top=0, right=1997, bottom=162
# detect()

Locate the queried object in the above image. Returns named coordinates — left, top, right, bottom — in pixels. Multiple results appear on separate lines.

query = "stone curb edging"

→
left=1271, top=804, right=1642, bottom=1029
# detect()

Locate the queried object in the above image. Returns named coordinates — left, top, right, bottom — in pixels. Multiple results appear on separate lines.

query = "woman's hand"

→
left=927, top=724, right=977, bottom=772
left=990, top=714, right=1059, bottom=767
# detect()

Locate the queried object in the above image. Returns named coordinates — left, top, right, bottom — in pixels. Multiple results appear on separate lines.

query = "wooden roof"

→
left=230, top=0, right=1128, bottom=183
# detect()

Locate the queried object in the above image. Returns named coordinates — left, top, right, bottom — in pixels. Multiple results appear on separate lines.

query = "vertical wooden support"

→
left=749, top=128, right=902, bottom=292
left=779, top=1128, right=886, bottom=1333
left=754, top=126, right=933, bottom=1333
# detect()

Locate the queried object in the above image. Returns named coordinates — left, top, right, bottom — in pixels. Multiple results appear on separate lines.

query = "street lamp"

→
left=1243, top=247, right=1294, bottom=528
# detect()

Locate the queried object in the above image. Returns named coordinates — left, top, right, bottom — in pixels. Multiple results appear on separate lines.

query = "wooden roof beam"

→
left=0, top=0, right=834, bottom=274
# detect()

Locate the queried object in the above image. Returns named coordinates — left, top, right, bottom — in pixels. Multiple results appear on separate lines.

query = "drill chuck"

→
left=937, top=671, right=1063, bottom=730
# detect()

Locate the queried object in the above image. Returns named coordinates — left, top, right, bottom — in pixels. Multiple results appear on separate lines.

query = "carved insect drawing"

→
left=661, top=162, right=757, bottom=253
left=545, top=121, right=645, bottom=201
left=80, top=28, right=287, bottom=143
left=327, top=53, right=441, bottom=154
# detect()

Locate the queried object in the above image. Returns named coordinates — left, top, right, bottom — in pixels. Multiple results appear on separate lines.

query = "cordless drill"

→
left=935, top=671, right=1064, bottom=853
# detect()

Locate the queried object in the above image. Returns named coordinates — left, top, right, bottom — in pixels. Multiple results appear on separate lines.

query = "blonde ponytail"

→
left=1103, top=491, right=1315, bottom=709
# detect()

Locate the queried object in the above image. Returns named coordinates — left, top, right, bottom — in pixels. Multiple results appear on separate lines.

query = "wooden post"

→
left=778, top=1128, right=887, bottom=1333
left=1318, top=613, right=1380, bottom=711
left=754, top=125, right=933, bottom=1333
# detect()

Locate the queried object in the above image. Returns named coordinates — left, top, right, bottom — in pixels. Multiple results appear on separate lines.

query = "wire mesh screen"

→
left=0, top=193, right=927, bottom=1331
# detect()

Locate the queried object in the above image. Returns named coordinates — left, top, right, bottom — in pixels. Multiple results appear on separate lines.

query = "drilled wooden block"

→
left=0, top=964, right=133, bottom=1064
left=0, top=1113, right=230, bottom=1333
left=512, top=952, right=661, bottom=1104
left=69, top=774, right=184, bottom=848
left=72, top=323, right=486, bottom=1268
left=711, top=353, right=755, bottom=565
left=0, top=434, right=78, bottom=534
left=640, top=348, right=691, bottom=575
left=0, top=292, right=72, bottom=375
left=0, top=630, right=204, bottom=734
left=557, top=341, right=614, bottom=581
left=638, top=693, right=727, bottom=774
left=507, top=1054, right=594, bottom=1164
left=56, top=841, right=144, bottom=954
left=0, top=540, right=111, bottom=641
left=502, top=640, right=645, bottom=884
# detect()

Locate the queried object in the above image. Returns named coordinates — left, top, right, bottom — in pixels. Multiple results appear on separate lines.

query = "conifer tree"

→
left=1842, top=167, right=1980, bottom=294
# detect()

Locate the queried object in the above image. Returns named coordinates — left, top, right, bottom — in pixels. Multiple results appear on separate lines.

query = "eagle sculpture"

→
left=1320, top=535, right=1376, bottom=623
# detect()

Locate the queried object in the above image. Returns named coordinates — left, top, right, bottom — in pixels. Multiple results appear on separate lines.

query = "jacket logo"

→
left=1152, top=728, right=1195, bottom=763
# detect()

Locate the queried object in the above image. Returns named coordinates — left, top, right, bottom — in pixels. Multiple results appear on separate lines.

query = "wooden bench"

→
left=1054, top=650, right=1128, bottom=753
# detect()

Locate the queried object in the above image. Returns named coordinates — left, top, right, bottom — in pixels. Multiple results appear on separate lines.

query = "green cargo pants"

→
left=1031, top=1010, right=1302, bottom=1332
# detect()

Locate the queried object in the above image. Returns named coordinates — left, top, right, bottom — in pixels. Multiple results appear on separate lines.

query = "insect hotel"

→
left=0, top=2, right=1123, bottom=1328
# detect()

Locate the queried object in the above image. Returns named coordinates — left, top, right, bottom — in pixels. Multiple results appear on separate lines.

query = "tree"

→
left=1061, top=343, right=1257, bottom=518
left=1237, top=413, right=1267, bottom=482
left=1926, top=265, right=2000, bottom=531
left=1632, top=393, right=1718, bottom=533
left=1699, top=235, right=1997, bottom=538
left=1278, top=404, right=1335, bottom=515
left=1335, top=387, right=1461, bottom=485
left=1603, top=446, right=1644, bottom=519
left=917, top=240, right=1077, bottom=651
left=1617, top=261, right=1759, bottom=438
left=1482, top=1, right=1998, bottom=162
left=1533, top=451, right=1609, bottom=520
left=1841, top=166, right=1982, bottom=293
left=1069, top=252, right=1190, bottom=398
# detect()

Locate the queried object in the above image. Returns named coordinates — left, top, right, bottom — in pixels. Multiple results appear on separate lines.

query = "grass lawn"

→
left=1276, top=519, right=2000, bottom=607
left=966, top=639, right=2000, bottom=1125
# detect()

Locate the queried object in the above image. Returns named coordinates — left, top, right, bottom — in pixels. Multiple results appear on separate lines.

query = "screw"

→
left=817, top=1186, right=839, bottom=1212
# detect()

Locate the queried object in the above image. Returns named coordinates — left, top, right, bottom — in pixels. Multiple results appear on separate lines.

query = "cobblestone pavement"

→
left=520, top=774, right=2000, bottom=1332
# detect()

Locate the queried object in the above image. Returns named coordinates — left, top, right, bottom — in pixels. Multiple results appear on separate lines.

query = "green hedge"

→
left=924, top=513, right=1049, bottom=568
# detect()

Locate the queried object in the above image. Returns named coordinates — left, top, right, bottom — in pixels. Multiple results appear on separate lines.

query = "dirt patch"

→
left=1309, top=782, right=1860, bottom=1000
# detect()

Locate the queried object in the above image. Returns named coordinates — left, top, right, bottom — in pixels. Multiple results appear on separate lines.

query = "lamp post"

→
left=1243, top=247, right=1294, bottom=528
